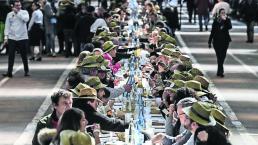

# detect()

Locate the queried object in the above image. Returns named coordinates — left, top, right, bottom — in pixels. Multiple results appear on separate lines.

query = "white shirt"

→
left=212, top=1, right=231, bottom=17
left=28, top=9, right=43, bottom=31
left=183, top=134, right=194, bottom=145
left=4, top=10, right=29, bottom=40
left=90, top=18, right=108, bottom=33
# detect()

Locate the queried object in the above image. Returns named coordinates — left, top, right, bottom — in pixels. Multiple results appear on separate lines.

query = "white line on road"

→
left=228, top=51, right=258, bottom=77
left=13, top=58, right=76, bottom=145
left=0, top=65, right=23, bottom=87
left=176, top=31, right=258, bottom=36
left=175, top=31, right=258, bottom=145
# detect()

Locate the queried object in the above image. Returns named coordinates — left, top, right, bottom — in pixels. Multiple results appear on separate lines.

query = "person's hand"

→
left=168, top=104, right=175, bottom=115
left=3, top=38, right=8, bottom=45
left=93, top=124, right=101, bottom=134
left=197, top=131, right=208, bottom=142
left=175, top=134, right=183, bottom=142
left=123, top=84, right=132, bottom=93
left=151, top=133, right=165, bottom=144
left=208, top=43, right=211, bottom=49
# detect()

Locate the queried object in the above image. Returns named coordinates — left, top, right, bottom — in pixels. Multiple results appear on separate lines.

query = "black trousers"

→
left=7, top=39, right=29, bottom=75
left=213, top=42, right=229, bottom=75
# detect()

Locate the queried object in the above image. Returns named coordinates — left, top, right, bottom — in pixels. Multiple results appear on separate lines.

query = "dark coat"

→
left=73, top=100, right=129, bottom=133
left=74, top=13, right=96, bottom=43
left=32, top=112, right=58, bottom=145
left=195, top=0, right=210, bottom=15
left=239, top=0, right=258, bottom=22
left=208, top=17, right=232, bottom=46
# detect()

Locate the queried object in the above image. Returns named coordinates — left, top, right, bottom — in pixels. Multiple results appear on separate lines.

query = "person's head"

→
left=82, top=43, right=94, bottom=52
left=218, top=8, right=226, bottom=19
left=173, top=87, right=196, bottom=105
left=93, top=48, right=103, bottom=55
left=58, top=108, right=87, bottom=132
left=97, top=88, right=110, bottom=105
left=51, top=90, right=73, bottom=118
left=145, top=2, right=155, bottom=13
left=54, top=108, right=87, bottom=144
left=13, top=0, right=22, bottom=11
left=66, top=69, right=85, bottom=89
left=176, top=97, right=197, bottom=126
left=87, top=5, right=95, bottom=14
left=31, top=2, right=40, bottom=11
left=103, top=12, right=112, bottom=22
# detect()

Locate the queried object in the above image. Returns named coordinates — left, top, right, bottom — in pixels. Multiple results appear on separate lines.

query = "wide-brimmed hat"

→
left=194, top=75, right=210, bottom=91
left=179, top=55, right=191, bottom=62
left=162, top=43, right=176, bottom=49
left=160, top=48, right=173, bottom=57
left=70, top=83, right=90, bottom=97
left=189, top=67, right=204, bottom=77
left=79, top=55, right=100, bottom=68
left=171, top=51, right=182, bottom=58
left=164, top=36, right=176, bottom=45
left=85, top=76, right=107, bottom=90
left=185, top=80, right=202, bottom=91
left=73, top=86, right=102, bottom=102
left=172, top=72, right=187, bottom=81
left=103, top=41, right=118, bottom=53
left=183, top=101, right=216, bottom=126
left=211, top=109, right=229, bottom=132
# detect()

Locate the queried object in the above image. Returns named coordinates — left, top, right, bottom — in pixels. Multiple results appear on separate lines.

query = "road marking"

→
left=176, top=31, right=258, bottom=36
left=228, top=51, right=258, bottom=77
left=0, top=65, right=23, bottom=87
left=175, top=31, right=258, bottom=145
left=13, top=58, right=76, bottom=145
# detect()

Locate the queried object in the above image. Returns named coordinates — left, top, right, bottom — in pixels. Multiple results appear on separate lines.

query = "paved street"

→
left=176, top=6, right=258, bottom=145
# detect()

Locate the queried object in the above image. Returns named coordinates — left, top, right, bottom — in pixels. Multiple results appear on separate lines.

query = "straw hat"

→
left=70, top=83, right=90, bottom=97
left=194, top=75, right=210, bottom=91
left=185, top=80, right=202, bottom=91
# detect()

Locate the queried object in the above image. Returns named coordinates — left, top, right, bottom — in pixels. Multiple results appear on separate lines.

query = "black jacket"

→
left=73, top=101, right=129, bottom=133
left=208, top=17, right=232, bottom=45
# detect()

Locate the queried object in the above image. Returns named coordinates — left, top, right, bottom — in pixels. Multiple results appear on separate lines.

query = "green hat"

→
left=159, top=31, right=168, bottom=39
left=85, top=76, right=107, bottom=90
left=194, top=75, right=210, bottom=90
left=164, top=36, right=176, bottom=45
left=163, top=43, right=176, bottom=49
left=183, top=101, right=216, bottom=126
left=60, top=130, right=93, bottom=145
left=211, top=109, right=229, bottom=132
left=171, top=51, right=182, bottom=58
left=189, top=68, right=204, bottom=77
left=103, top=41, right=118, bottom=53
left=185, top=80, right=202, bottom=91
left=174, top=79, right=186, bottom=88
left=109, top=21, right=117, bottom=28
left=172, top=72, right=186, bottom=81
left=80, top=55, right=100, bottom=68
left=182, top=60, right=192, bottom=69
left=161, top=48, right=173, bottom=57
left=179, top=55, right=191, bottom=62
left=181, top=71, right=194, bottom=81
left=70, top=83, right=90, bottom=97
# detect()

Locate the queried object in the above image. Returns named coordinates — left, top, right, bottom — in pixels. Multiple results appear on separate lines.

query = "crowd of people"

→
left=0, top=0, right=257, bottom=144
left=1, top=0, right=234, bottom=145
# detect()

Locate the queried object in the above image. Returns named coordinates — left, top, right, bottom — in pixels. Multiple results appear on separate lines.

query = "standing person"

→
left=32, top=89, right=73, bottom=145
left=239, top=0, right=258, bottom=43
left=43, top=0, right=56, bottom=57
left=3, top=0, right=30, bottom=78
left=28, top=2, right=43, bottom=61
left=195, top=0, right=210, bottom=31
left=59, top=4, right=76, bottom=57
left=211, top=0, right=230, bottom=17
left=208, top=8, right=232, bottom=78
left=184, top=0, right=196, bottom=23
